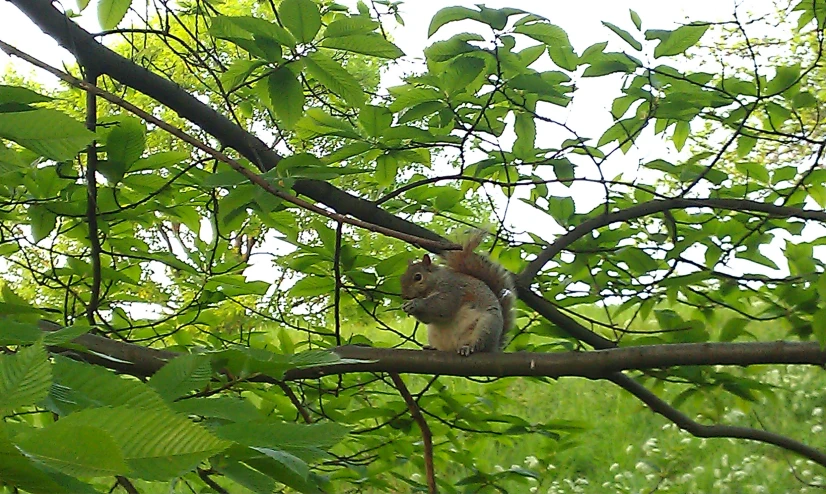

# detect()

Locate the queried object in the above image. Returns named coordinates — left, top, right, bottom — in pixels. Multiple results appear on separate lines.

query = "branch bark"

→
left=42, top=321, right=826, bottom=380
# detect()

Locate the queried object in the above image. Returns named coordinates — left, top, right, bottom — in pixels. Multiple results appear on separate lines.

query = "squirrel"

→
left=399, top=231, right=516, bottom=356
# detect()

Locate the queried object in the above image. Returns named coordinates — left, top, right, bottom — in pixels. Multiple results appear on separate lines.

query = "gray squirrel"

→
left=400, top=232, right=516, bottom=356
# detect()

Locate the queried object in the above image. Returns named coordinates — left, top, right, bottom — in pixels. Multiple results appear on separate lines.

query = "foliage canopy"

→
left=2, top=0, right=826, bottom=492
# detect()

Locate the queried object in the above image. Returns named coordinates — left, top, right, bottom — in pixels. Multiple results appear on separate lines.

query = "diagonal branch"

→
left=7, top=0, right=442, bottom=247
left=517, top=198, right=826, bottom=284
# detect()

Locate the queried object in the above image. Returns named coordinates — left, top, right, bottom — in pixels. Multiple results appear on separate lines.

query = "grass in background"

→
left=354, top=304, right=826, bottom=493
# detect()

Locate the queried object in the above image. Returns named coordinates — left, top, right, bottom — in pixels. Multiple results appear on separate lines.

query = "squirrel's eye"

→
left=413, top=273, right=422, bottom=281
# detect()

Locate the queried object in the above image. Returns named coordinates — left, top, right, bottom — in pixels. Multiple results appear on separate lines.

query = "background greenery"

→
left=2, top=0, right=826, bottom=492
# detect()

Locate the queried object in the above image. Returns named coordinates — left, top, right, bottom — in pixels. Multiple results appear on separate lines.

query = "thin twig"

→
left=390, top=373, right=436, bottom=493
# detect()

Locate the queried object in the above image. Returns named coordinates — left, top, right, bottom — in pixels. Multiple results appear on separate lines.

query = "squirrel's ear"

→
left=422, top=254, right=432, bottom=266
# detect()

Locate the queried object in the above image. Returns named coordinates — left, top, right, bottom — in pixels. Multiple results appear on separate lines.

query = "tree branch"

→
left=41, top=321, right=826, bottom=380
left=518, top=198, right=826, bottom=284
left=390, top=373, right=436, bottom=494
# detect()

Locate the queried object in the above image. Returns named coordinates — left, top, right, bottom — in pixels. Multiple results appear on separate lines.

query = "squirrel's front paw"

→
left=402, top=299, right=419, bottom=315
left=457, top=345, right=474, bottom=357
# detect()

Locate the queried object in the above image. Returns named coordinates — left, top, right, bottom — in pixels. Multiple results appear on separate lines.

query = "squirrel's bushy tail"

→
left=443, top=231, right=516, bottom=349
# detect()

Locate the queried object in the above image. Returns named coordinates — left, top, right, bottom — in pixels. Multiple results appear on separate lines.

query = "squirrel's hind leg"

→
left=456, top=311, right=502, bottom=356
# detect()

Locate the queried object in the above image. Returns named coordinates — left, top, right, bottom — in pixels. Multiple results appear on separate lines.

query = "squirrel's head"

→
left=400, top=254, right=435, bottom=300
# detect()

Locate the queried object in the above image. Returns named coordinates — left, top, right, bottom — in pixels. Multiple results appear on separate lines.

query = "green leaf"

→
left=766, top=64, right=800, bottom=95
left=321, top=33, right=404, bottom=59
left=289, top=275, right=335, bottom=298
left=324, top=17, right=379, bottom=37
left=442, top=56, right=486, bottom=95
left=376, top=152, right=399, bottom=187
left=602, top=22, right=642, bottom=50
left=105, top=116, right=146, bottom=169
left=149, top=354, right=212, bottom=402
left=216, top=421, right=348, bottom=461
left=514, top=23, right=577, bottom=71
left=0, top=85, right=52, bottom=106
left=210, top=16, right=296, bottom=49
left=548, top=196, right=575, bottom=226
left=630, top=10, right=642, bottom=30
left=16, top=421, right=128, bottom=478
left=720, top=318, right=750, bottom=342
left=45, top=406, right=230, bottom=480
left=97, top=0, right=130, bottom=29
left=0, top=110, right=95, bottom=161
left=672, top=120, right=690, bottom=151
left=221, top=59, right=266, bottom=90
left=736, top=134, right=757, bottom=158
left=304, top=52, right=365, bottom=108
left=279, top=0, right=321, bottom=43
left=359, top=105, right=393, bottom=137
left=651, top=24, right=709, bottom=58
left=42, top=323, right=93, bottom=346
left=512, top=112, right=536, bottom=160
left=424, top=34, right=484, bottom=63
left=295, top=108, right=360, bottom=140
left=0, top=343, right=51, bottom=412
left=267, top=67, right=305, bottom=129
left=216, top=462, right=277, bottom=493
left=28, top=204, right=57, bottom=244
left=428, top=6, right=483, bottom=37
left=48, top=356, right=169, bottom=415
left=0, top=424, right=86, bottom=494
left=654, top=309, right=684, bottom=330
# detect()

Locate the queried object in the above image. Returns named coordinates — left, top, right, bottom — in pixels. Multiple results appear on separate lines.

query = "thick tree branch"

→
left=42, top=321, right=826, bottom=380
left=7, top=0, right=442, bottom=247
left=518, top=198, right=826, bottom=284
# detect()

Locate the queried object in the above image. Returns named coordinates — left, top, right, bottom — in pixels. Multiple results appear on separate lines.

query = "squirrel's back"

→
left=442, top=231, right=516, bottom=348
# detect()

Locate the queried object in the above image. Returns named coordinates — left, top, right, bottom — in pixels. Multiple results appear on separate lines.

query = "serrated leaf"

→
left=0, top=85, right=52, bottom=106
left=149, top=354, right=212, bottom=402
left=512, top=112, right=536, bottom=160
left=279, top=0, right=321, bottom=43
left=216, top=421, right=349, bottom=460
left=320, top=33, right=404, bottom=59
left=424, top=34, right=484, bottom=63
left=289, top=275, right=335, bottom=298
left=376, top=152, right=399, bottom=187
left=48, top=406, right=231, bottom=480
left=28, top=204, right=57, bottom=244
left=105, top=116, right=146, bottom=169
left=720, top=318, right=750, bottom=342
left=428, top=6, right=483, bottom=37
left=358, top=105, right=393, bottom=138
left=324, top=17, right=379, bottom=37
left=0, top=424, right=85, bottom=494
left=42, top=324, right=93, bottom=346
left=603, top=21, right=642, bottom=50
left=16, top=422, right=127, bottom=478
left=442, top=56, right=486, bottom=94
left=652, top=24, right=709, bottom=58
left=48, top=356, right=169, bottom=415
left=0, top=343, right=51, bottom=412
left=98, top=0, right=130, bottom=29
left=0, top=110, right=95, bottom=161
left=221, top=59, right=266, bottom=90
left=267, top=67, right=305, bottom=129
left=304, top=52, right=365, bottom=108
